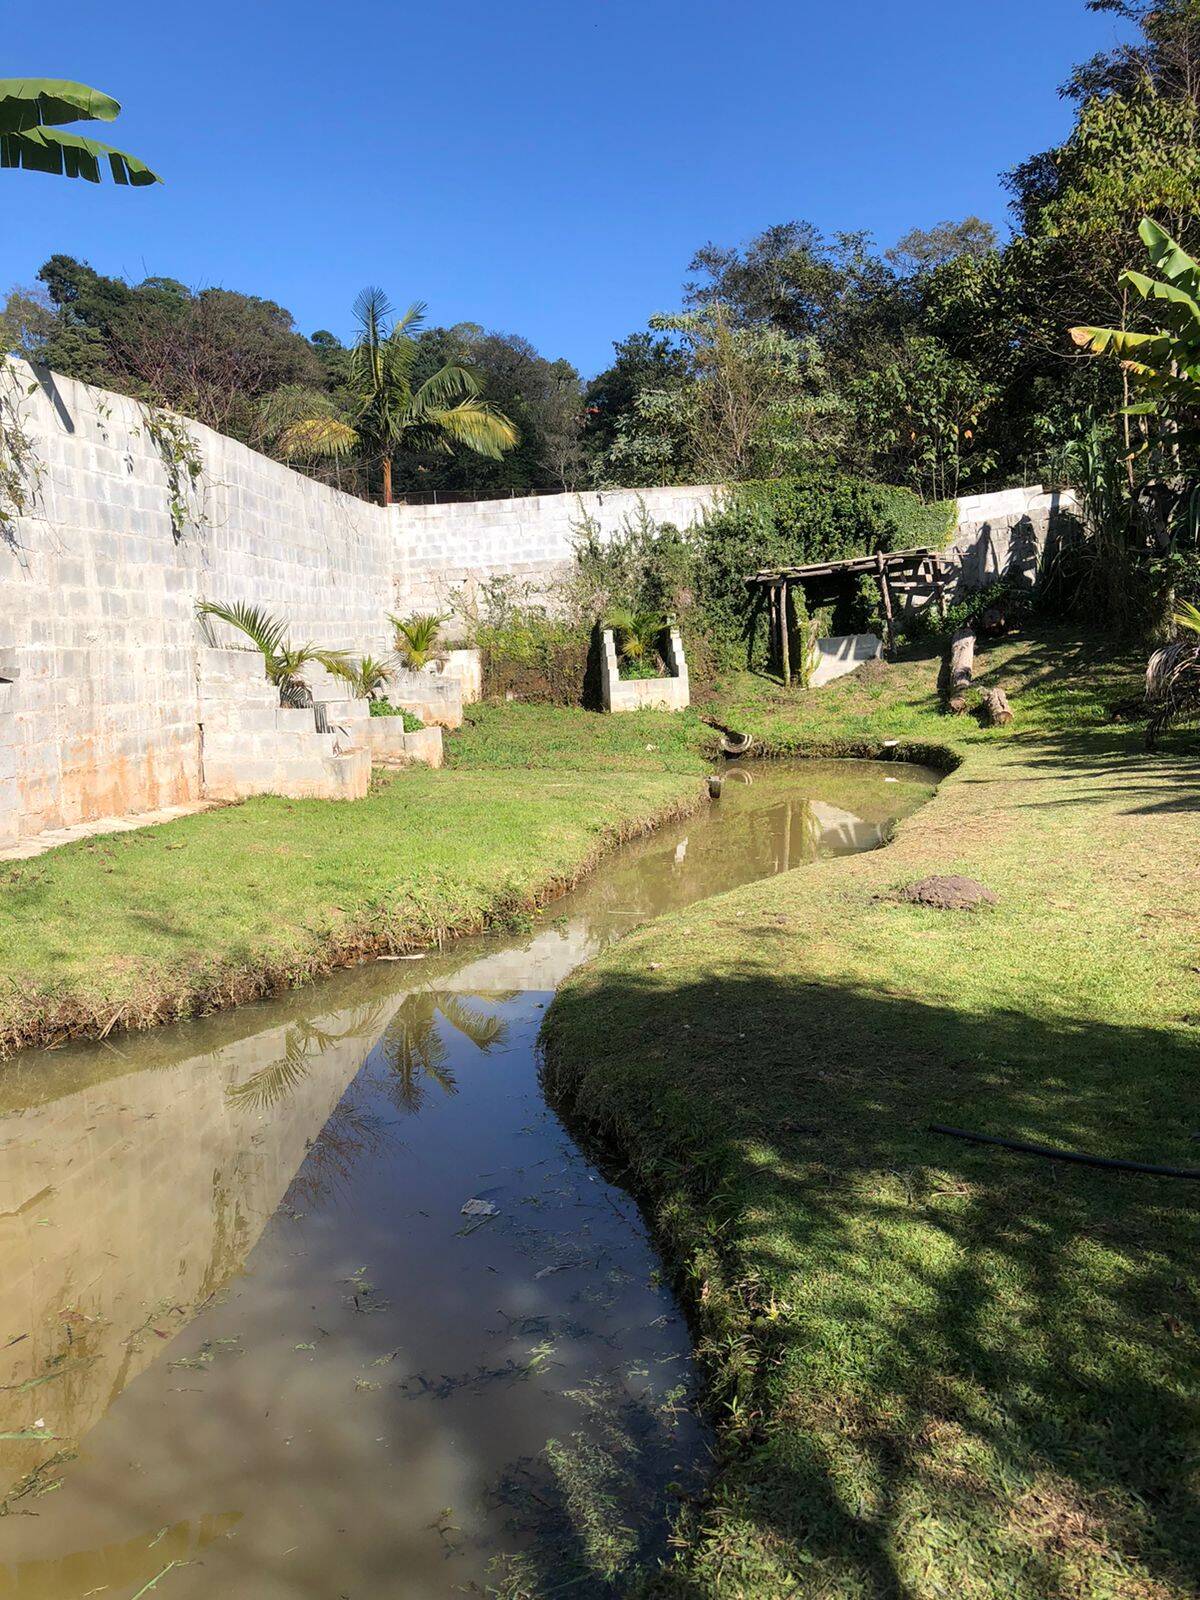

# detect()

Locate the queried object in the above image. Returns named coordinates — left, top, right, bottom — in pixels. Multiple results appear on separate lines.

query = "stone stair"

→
left=197, top=649, right=371, bottom=802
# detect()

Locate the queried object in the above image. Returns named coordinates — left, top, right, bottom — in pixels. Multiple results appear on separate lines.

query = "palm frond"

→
left=0, top=79, right=121, bottom=132
left=421, top=400, right=519, bottom=460
left=411, top=362, right=481, bottom=414
left=353, top=285, right=394, bottom=344
left=388, top=611, right=447, bottom=669
left=276, top=415, right=359, bottom=460
left=197, top=599, right=288, bottom=660
left=346, top=654, right=394, bottom=699
left=392, top=301, right=428, bottom=337
left=0, top=124, right=159, bottom=184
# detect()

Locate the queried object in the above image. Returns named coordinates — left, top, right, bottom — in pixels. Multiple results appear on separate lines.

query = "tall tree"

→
left=277, top=290, right=517, bottom=504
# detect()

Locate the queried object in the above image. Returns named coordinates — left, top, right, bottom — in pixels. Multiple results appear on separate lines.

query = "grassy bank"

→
left=544, top=631, right=1200, bottom=1598
left=0, top=706, right=710, bottom=1056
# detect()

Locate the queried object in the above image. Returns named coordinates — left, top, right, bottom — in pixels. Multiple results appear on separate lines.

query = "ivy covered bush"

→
left=691, top=476, right=956, bottom=669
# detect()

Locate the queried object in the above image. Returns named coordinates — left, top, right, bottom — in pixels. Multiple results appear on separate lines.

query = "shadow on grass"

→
left=543, top=965, right=1200, bottom=1598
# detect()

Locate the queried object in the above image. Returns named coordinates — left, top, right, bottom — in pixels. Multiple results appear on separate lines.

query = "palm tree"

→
left=375, top=990, right=509, bottom=1113
left=276, top=289, right=518, bottom=504
left=0, top=79, right=159, bottom=184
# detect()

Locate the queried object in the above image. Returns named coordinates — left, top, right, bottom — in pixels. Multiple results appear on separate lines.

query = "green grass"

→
left=448, top=699, right=712, bottom=774
left=544, top=629, right=1200, bottom=1599
left=0, top=704, right=711, bottom=1054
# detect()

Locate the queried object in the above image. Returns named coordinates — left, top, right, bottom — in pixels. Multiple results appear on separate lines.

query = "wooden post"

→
left=930, top=555, right=947, bottom=621
left=780, top=581, right=792, bottom=687
left=767, top=585, right=778, bottom=674
left=875, top=554, right=895, bottom=656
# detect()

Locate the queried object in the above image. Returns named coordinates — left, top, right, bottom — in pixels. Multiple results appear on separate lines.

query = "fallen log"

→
left=946, top=626, right=976, bottom=713
left=977, top=686, right=1013, bottom=726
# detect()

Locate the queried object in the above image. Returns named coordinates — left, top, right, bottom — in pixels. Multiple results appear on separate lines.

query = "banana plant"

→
left=0, top=79, right=159, bottom=184
left=1070, top=217, right=1200, bottom=444
left=197, top=599, right=352, bottom=705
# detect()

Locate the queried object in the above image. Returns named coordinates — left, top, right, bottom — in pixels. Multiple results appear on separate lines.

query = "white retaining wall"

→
left=946, top=485, right=1079, bottom=593
left=0, top=357, right=1080, bottom=847
left=0, top=362, right=392, bottom=844
left=392, top=484, right=720, bottom=615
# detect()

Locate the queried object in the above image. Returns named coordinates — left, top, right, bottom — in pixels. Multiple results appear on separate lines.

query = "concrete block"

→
left=365, top=718, right=443, bottom=768
left=600, top=627, right=690, bottom=713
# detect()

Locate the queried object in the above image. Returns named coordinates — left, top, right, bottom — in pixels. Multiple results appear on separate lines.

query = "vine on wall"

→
left=0, top=359, right=44, bottom=547
left=134, top=404, right=206, bottom=540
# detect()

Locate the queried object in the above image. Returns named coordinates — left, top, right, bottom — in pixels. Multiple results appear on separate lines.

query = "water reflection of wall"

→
left=0, top=1006, right=384, bottom=1501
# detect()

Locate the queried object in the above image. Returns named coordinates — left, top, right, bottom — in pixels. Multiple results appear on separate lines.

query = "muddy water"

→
left=0, top=760, right=936, bottom=1599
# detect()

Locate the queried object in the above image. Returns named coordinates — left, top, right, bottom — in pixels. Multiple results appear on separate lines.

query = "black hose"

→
left=929, top=1124, right=1200, bottom=1181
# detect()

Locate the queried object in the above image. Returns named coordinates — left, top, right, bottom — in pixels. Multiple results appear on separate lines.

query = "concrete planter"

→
left=365, top=717, right=444, bottom=769
left=600, top=627, right=690, bottom=712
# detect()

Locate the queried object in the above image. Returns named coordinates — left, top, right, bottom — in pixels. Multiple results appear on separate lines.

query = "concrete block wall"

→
left=809, top=633, right=883, bottom=687
left=364, top=718, right=444, bottom=768
left=385, top=668, right=464, bottom=729
left=945, top=485, right=1080, bottom=595
left=391, top=486, right=720, bottom=618
left=0, top=351, right=1083, bottom=848
left=0, top=361, right=393, bottom=844
left=197, top=649, right=372, bottom=803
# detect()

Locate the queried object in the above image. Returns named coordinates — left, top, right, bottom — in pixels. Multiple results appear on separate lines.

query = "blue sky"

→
left=5, top=0, right=1131, bottom=378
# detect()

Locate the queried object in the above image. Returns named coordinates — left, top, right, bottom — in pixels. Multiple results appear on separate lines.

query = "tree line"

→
left=4, top=0, right=1198, bottom=506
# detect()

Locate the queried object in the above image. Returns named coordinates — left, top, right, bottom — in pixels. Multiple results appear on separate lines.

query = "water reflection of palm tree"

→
left=375, top=990, right=511, bottom=1114
left=225, top=1002, right=388, bottom=1113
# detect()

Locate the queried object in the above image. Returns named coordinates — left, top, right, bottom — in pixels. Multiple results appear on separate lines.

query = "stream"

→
left=0, top=759, right=937, bottom=1599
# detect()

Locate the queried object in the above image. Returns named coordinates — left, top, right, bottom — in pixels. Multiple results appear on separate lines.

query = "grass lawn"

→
left=543, top=629, right=1200, bottom=1598
left=0, top=704, right=711, bottom=1055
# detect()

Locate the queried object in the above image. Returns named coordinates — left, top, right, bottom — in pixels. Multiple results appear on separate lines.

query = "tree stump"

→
left=978, top=686, right=1013, bottom=726
left=946, top=627, right=976, bottom=714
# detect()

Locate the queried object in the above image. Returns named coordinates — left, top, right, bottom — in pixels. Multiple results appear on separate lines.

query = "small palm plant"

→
left=605, top=607, right=667, bottom=676
left=390, top=611, right=447, bottom=671
left=347, top=653, right=393, bottom=700
left=197, top=599, right=351, bottom=706
left=1146, top=600, right=1200, bottom=747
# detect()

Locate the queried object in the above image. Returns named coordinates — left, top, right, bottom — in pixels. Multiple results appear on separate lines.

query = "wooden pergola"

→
left=745, top=547, right=948, bottom=685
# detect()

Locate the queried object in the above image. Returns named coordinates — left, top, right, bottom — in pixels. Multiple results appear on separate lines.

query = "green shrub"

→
left=369, top=699, right=424, bottom=730
left=900, top=579, right=1034, bottom=644
left=453, top=576, right=593, bottom=705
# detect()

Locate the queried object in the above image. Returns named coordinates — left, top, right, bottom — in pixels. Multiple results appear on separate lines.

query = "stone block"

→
left=365, top=718, right=443, bottom=768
